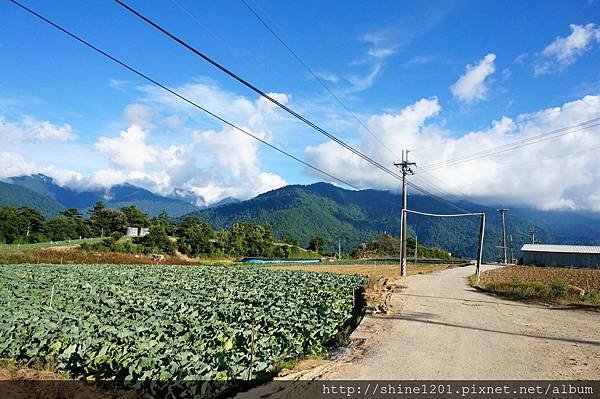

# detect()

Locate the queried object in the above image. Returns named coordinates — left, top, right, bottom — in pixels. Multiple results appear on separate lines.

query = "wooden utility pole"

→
left=497, top=208, right=509, bottom=264
left=394, top=150, right=416, bottom=277
left=509, top=234, right=514, bottom=264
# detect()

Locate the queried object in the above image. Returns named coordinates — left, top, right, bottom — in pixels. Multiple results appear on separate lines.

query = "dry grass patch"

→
left=0, top=248, right=205, bottom=266
left=272, top=262, right=463, bottom=281
left=475, top=266, right=600, bottom=308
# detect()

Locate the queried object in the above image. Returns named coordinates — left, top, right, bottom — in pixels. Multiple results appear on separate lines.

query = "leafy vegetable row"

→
left=0, top=264, right=365, bottom=396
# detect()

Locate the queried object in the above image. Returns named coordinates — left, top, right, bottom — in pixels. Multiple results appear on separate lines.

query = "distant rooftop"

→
left=521, top=244, right=600, bottom=254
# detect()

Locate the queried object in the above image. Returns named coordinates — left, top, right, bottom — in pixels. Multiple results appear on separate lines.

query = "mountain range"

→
left=190, top=182, right=600, bottom=261
left=3, top=174, right=198, bottom=217
left=1, top=174, right=599, bottom=261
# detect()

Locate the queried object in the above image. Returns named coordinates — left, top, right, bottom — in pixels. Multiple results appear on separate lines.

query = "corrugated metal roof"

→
left=521, top=244, right=600, bottom=254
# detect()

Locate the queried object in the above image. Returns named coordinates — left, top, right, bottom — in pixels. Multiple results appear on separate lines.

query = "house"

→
left=520, top=244, right=600, bottom=268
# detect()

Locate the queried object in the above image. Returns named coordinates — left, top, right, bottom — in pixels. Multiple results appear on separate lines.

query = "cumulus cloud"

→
left=93, top=125, right=158, bottom=171
left=534, top=23, right=600, bottom=75
left=0, top=152, right=83, bottom=186
left=450, top=53, right=496, bottom=103
left=0, top=115, right=74, bottom=143
left=304, top=95, right=600, bottom=211
left=87, top=82, right=289, bottom=203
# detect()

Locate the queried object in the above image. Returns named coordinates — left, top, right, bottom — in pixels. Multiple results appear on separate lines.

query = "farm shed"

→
left=521, top=244, right=600, bottom=268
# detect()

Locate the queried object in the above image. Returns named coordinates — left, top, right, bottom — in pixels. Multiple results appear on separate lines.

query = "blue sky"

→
left=1, top=0, right=599, bottom=210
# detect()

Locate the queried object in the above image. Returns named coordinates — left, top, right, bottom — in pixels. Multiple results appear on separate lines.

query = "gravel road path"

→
left=327, top=265, right=600, bottom=379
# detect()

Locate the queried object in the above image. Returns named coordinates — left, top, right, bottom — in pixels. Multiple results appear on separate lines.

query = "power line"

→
left=112, top=0, right=404, bottom=182
left=420, top=118, right=600, bottom=171
left=9, top=0, right=360, bottom=191
left=168, top=0, right=227, bottom=46
left=239, top=0, right=399, bottom=159
left=407, top=181, right=472, bottom=214
left=12, top=0, right=491, bottom=218
left=418, top=116, right=600, bottom=168
left=412, top=173, right=468, bottom=204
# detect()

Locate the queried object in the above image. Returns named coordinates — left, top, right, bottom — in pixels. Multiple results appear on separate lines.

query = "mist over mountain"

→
left=4, top=174, right=198, bottom=217
left=1, top=175, right=598, bottom=261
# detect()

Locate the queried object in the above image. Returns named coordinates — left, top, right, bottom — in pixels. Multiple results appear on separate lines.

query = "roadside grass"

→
left=0, top=248, right=204, bottom=265
left=0, top=238, right=103, bottom=250
left=471, top=266, right=600, bottom=309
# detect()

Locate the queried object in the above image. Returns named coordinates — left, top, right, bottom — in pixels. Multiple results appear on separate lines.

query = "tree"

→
left=60, top=208, right=83, bottom=219
left=226, top=222, right=275, bottom=257
left=137, top=224, right=176, bottom=255
left=308, top=236, right=325, bottom=254
left=282, top=235, right=299, bottom=247
left=18, top=207, right=46, bottom=242
left=89, top=202, right=127, bottom=237
left=176, top=217, right=215, bottom=257
left=45, top=216, right=79, bottom=241
left=153, top=210, right=176, bottom=235
left=59, top=208, right=91, bottom=238
left=0, top=207, right=24, bottom=244
left=88, top=202, right=109, bottom=236
left=121, top=205, right=150, bottom=227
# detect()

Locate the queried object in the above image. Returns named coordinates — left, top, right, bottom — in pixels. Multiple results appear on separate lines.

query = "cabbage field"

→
left=0, top=263, right=366, bottom=396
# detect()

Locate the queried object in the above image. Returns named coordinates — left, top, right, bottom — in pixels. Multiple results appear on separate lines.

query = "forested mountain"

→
left=190, top=182, right=600, bottom=261
left=0, top=181, right=65, bottom=217
left=3, top=175, right=599, bottom=261
left=5, top=174, right=198, bottom=217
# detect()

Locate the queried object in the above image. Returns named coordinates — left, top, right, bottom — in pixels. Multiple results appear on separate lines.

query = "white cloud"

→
left=0, top=115, right=75, bottom=143
left=534, top=23, right=600, bottom=75
left=304, top=95, right=600, bottom=211
left=93, top=124, right=158, bottom=171
left=451, top=54, right=496, bottom=103
left=123, top=103, right=154, bottom=129
left=346, top=64, right=383, bottom=93
left=368, top=47, right=395, bottom=58
left=306, top=97, right=442, bottom=189
left=0, top=152, right=83, bottom=186
left=86, top=82, right=290, bottom=203
left=402, top=54, right=438, bottom=68
left=314, top=71, right=340, bottom=84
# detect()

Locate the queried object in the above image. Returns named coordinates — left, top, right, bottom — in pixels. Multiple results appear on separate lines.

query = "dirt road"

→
left=326, top=265, right=600, bottom=379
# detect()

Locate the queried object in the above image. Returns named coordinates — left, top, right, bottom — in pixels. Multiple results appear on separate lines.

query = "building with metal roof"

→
left=521, top=244, right=600, bottom=268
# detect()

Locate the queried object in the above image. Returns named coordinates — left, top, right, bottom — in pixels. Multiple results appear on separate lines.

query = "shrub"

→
left=550, top=278, right=568, bottom=298
left=582, top=290, right=599, bottom=304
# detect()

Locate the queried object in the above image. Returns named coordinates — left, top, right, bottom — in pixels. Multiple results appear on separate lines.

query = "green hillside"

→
left=0, top=181, right=64, bottom=217
left=190, top=183, right=600, bottom=262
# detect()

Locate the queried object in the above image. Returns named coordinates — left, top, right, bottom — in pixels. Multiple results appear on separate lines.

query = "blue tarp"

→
left=240, top=258, right=321, bottom=264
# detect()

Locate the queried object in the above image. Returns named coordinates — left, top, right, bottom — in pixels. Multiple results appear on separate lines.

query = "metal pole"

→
left=498, top=208, right=508, bottom=264
left=476, top=213, right=485, bottom=278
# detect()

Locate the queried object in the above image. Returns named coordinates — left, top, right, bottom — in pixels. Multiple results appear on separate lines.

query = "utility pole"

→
left=530, top=226, right=536, bottom=244
left=509, top=234, right=514, bottom=264
left=394, top=150, right=416, bottom=277
left=497, top=208, right=509, bottom=264
left=414, top=235, right=418, bottom=262
left=338, top=239, right=341, bottom=259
